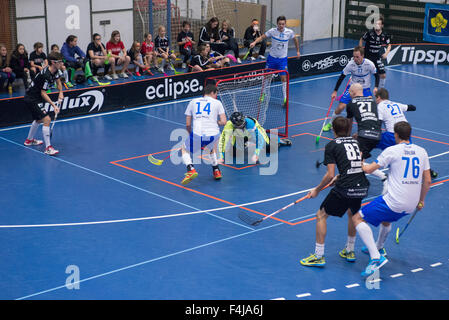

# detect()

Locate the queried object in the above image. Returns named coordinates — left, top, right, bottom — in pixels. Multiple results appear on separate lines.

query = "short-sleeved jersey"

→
left=141, top=40, right=154, bottom=55
left=377, top=100, right=409, bottom=133
left=264, top=27, right=295, bottom=58
left=362, top=29, right=391, bottom=58
left=154, top=36, right=170, bottom=52
left=177, top=31, right=194, bottom=51
left=191, top=54, right=210, bottom=69
left=25, top=66, right=60, bottom=100
left=106, top=41, right=125, bottom=56
left=184, top=96, right=225, bottom=136
left=86, top=42, right=106, bottom=60
left=29, top=51, right=47, bottom=67
left=346, top=96, right=382, bottom=140
left=324, top=136, right=370, bottom=198
left=342, top=58, right=377, bottom=89
left=375, top=143, right=430, bottom=213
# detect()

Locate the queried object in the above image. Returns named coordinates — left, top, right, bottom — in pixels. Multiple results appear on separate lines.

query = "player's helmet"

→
left=230, top=112, right=245, bottom=128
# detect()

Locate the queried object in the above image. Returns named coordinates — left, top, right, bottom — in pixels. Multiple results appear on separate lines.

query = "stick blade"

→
left=148, top=155, right=163, bottom=166
left=315, top=135, right=320, bottom=145
left=238, top=211, right=262, bottom=226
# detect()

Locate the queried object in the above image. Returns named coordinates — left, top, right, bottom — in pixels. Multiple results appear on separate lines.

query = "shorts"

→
left=339, top=87, right=372, bottom=105
left=376, top=131, right=413, bottom=150
left=266, top=55, right=288, bottom=71
left=360, top=195, right=408, bottom=227
left=320, top=188, right=363, bottom=218
left=367, top=55, right=386, bottom=75
left=184, top=132, right=220, bottom=154
left=24, top=96, right=48, bottom=121
left=357, top=136, right=380, bottom=159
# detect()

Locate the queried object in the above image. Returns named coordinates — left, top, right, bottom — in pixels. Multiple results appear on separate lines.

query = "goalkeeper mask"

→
left=230, top=112, right=245, bottom=129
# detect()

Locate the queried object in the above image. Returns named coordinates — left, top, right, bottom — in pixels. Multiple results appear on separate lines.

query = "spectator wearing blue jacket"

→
left=61, top=35, right=86, bottom=84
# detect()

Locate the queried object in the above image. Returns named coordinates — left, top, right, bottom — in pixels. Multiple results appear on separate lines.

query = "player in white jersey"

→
left=249, top=15, right=300, bottom=106
left=324, top=46, right=379, bottom=132
left=181, top=84, right=227, bottom=185
left=351, top=121, right=431, bottom=277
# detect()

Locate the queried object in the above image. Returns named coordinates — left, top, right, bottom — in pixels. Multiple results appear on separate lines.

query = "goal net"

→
left=207, top=69, right=289, bottom=138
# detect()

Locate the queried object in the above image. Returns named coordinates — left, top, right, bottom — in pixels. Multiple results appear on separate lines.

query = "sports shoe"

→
left=181, top=169, right=198, bottom=185
left=213, top=169, right=222, bottom=180
left=237, top=58, right=242, bottom=64
left=361, top=246, right=387, bottom=257
left=135, top=71, right=141, bottom=77
left=300, top=253, right=326, bottom=267
left=323, top=123, right=332, bottom=132
left=361, top=255, right=388, bottom=277
left=158, top=67, right=165, bottom=74
left=112, top=73, right=119, bottom=80
left=120, top=72, right=128, bottom=78
left=44, top=145, right=59, bottom=156
left=339, top=248, right=356, bottom=262
left=250, top=57, right=256, bottom=61
left=258, top=55, right=266, bottom=60
left=65, top=81, right=74, bottom=88
left=104, top=74, right=113, bottom=81
left=24, top=138, right=43, bottom=146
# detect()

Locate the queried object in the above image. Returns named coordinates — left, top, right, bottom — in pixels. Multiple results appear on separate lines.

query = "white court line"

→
left=411, top=268, right=424, bottom=273
left=431, top=262, right=442, bottom=267
left=345, top=283, right=360, bottom=289
left=296, top=293, right=312, bottom=298
left=390, top=273, right=404, bottom=278
left=321, top=288, right=336, bottom=293
left=386, top=66, right=449, bottom=85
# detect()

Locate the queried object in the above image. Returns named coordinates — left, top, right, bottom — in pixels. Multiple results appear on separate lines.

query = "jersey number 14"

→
left=196, top=102, right=211, bottom=115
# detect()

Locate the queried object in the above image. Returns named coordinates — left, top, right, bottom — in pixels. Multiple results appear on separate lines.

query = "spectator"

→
left=206, top=43, right=230, bottom=68
left=219, top=19, right=241, bottom=63
left=61, top=35, right=86, bottom=84
left=244, top=19, right=266, bottom=60
left=106, top=30, right=131, bottom=79
left=127, top=41, right=150, bottom=76
left=198, top=17, right=226, bottom=55
left=29, top=42, right=48, bottom=77
left=190, top=44, right=215, bottom=72
left=177, top=21, right=196, bottom=69
left=154, top=25, right=177, bottom=74
left=86, top=33, right=114, bottom=82
left=141, top=32, right=156, bottom=69
left=50, top=44, right=72, bottom=87
left=0, top=43, right=16, bottom=92
left=10, top=43, right=32, bottom=89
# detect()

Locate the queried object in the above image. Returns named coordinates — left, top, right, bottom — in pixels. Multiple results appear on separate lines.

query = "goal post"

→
left=207, top=69, right=289, bottom=138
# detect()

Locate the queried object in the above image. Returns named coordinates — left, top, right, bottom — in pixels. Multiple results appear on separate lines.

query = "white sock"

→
left=356, top=222, right=380, bottom=260
left=63, top=70, right=69, bottom=82
left=282, top=81, right=287, bottom=102
left=209, top=152, right=218, bottom=166
left=376, top=224, right=391, bottom=250
left=330, top=110, right=339, bottom=122
left=42, top=125, right=51, bottom=148
left=346, top=236, right=356, bottom=252
left=371, top=169, right=387, bottom=180
left=379, top=78, right=386, bottom=88
left=27, top=121, right=40, bottom=140
left=315, top=243, right=325, bottom=258
left=182, top=152, right=192, bottom=166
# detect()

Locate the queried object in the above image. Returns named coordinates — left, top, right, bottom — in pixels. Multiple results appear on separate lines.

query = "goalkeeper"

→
left=218, top=112, right=291, bottom=164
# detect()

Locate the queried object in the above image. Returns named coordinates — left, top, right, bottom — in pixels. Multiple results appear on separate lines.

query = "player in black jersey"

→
left=300, top=117, right=369, bottom=267
left=346, top=83, right=388, bottom=187
left=359, top=16, right=391, bottom=88
left=23, top=52, right=64, bottom=156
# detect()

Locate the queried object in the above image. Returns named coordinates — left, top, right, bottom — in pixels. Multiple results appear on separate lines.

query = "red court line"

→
left=411, top=135, right=449, bottom=146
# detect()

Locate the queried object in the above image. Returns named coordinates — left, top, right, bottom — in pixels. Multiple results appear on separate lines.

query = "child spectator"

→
left=50, top=44, right=72, bottom=87
left=0, top=43, right=16, bottom=92
left=61, top=35, right=86, bottom=84
left=206, top=43, right=230, bottom=68
left=199, top=17, right=226, bottom=55
left=154, top=25, right=177, bottom=73
left=29, top=42, right=48, bottom=77
left=219, top=19, right=240, bottom=63
left=127, top=41, right=150, bottom=76
left=10, top=43, right=32, bottom=89
left=177, top=21, right=196, bottom=69
left=141, top=32, right=156, bottom=69
left=86, top=33, right=114, bottom=82
left=243, top=19, right=266, bottom=60
left=190, top=44, right=214, bottom=72
left=106, top=30, right=131, bottom=79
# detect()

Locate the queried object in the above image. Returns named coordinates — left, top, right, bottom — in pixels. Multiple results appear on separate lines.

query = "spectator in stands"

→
left=106, top=30, right=131, bottom=79
left=154, top=25, right=177, bottom=74
left=86, top=33, right=114, bottom=82
left=10, top=43, right=32, bottom=89
left=198, top=17, right=226, bottom=55
left=177, top=21, right=196, bottom=69
left=29, top=42, right=48, bottom=77
left=206, top=43, right=230, bottom=68
left=61, top=35, right=86, bottom=84
left=219, top=19, right=241, bottom=63
left=0, top=43, right=16, bottom=92
left=50, top=44, right=72, bottom=87
left=243, top=19, right=266, bottom=60
left=141, top=32, right=156, bottom=69
left=190, top=44, right=215, bottom=72
left=128, top=41, right=150, bottom=76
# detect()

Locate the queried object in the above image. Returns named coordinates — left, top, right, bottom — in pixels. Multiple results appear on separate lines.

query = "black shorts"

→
left=24, top=96, right=48, bottom=121
left=357, top=136, right=380, bottom=159
left=367, top=55, right=386, bottom=75
left=320, top=188, right=363, bottom=218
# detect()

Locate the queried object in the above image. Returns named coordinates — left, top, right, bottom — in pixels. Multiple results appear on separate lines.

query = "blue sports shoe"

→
left=361, top=246, right=387, bottom=257
left=361, top=255, right=388, bottom=277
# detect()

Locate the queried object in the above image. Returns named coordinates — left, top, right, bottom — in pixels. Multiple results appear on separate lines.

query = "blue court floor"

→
left=0, top=41, right=448, bottom=300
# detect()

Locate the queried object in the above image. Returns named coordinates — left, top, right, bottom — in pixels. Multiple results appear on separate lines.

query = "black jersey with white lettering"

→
left=324, top=137, right=370, bottom=198
left=25, top=66, right=60, bottom=100
left=346, top=96, right=382, bottom=140
left=362, top=29, right=391, bottom=58
left=191, top=54, right=210, bottom=69
left=154, top=35, right=169, bottom=53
